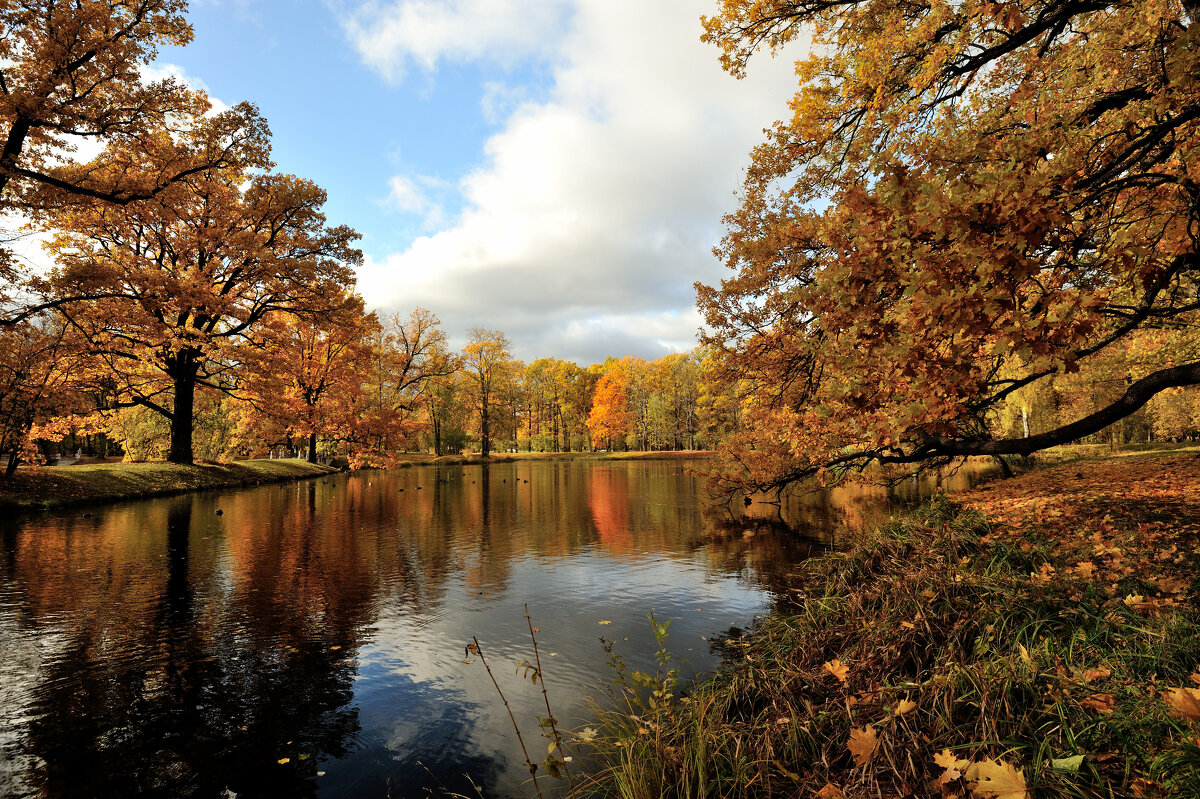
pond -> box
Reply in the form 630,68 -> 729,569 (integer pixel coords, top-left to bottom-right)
0,459 -> 987,799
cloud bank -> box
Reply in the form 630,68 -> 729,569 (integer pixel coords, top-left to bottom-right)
344,0 -> 803,365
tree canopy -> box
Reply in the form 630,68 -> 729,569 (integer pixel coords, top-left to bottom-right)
698,0 -> 1200,494
40,107 -> 360,464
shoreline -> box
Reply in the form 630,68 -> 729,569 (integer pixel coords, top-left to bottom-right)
0,459 -> 340,512
575,451 -> 1200,797
0,450 -> 712,512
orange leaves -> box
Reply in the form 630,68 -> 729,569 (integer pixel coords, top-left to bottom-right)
1078,693 -> 1117,715
824,659 -> 850,683
846,725 -> 877,767
699,0 -> 1200,496
1164,685 -> 1200,721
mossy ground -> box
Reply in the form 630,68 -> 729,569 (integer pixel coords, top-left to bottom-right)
573,453 -> 1200,798
0,458 -> 337,511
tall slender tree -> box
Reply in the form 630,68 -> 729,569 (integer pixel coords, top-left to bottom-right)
462,328 -> 512,458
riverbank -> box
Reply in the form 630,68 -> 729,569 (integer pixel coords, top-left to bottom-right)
577,452 -> 1200,798
0,459 -> 338,511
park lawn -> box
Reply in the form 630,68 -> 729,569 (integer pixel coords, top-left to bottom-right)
0,458 -> 337,511
575,452 -> 1200,798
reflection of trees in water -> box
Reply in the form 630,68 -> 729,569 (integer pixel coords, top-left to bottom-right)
7,496 -> 365,799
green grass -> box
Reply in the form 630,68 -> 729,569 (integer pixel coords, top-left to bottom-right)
572,497 -> 1200,798
0,458 -> 337,511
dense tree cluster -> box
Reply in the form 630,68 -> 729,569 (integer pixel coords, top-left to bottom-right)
699,0 -> 1200,494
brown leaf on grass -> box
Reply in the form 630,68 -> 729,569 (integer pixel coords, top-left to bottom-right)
847,725 -> 877,767
934,749 -> 968,781
1130,777 -> 1163,797
895,698 -> 918,715
824,659 -> 849,683
1078,693 -> 1117,715
1190,672 -> 1200,686
1074,561 -> 1097,579
815,783 -> 846,798
1165,687 -> 1200,720
1081,666 -> 1111,682
965,758 -> 1028,799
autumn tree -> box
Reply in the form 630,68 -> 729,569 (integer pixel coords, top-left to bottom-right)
242,292 -> 378,463
699,0 -> 1200,494
0,1 -> 237,322
587,359 -> 633,451
40,107 -> 360,464
349,307 -> 454,465
0,315 -> 88,475
418,338 -> 463,456
462,328 -> 512,458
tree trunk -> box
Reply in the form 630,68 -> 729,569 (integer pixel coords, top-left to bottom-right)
168,370 -> 196,465
307,431 -> 318,464
5,448 -> 19,478
481,405 -> 491,458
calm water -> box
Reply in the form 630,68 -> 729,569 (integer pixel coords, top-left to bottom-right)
0,460 -> 982,799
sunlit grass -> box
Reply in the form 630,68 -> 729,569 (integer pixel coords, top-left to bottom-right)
0,458 -> 336,510
572,495 -> 1200,798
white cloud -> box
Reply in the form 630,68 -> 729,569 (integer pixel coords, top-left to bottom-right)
343,0 -> 572,82
346,0 -> 805,365
384,174 -> 447,229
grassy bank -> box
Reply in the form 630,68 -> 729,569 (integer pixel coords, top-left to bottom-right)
0,458 -> 338,511
576,453 -> 1200,798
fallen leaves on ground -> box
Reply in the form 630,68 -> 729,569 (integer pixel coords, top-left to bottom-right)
962,455 -> 1200,611
824,658 -> 850,682
847,725 -> 878,767
965,757 -> 1028,799
1165,686 -> 1200,720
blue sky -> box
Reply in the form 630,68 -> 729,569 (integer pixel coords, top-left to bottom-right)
148,0 -> 801,364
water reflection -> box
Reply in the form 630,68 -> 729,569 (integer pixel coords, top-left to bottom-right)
0,460 -> 987,798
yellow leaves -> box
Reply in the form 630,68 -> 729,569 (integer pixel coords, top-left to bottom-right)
934,752 -> 1027,799
965,758 -> 1028,799
894,698 -> 917,716
1164,686 -> 1200,720
935,752 -> 1027,799
846,725 -> 877,767
824,659 -> 850,683
935,749 -> 968,783
598,620 -> 612,625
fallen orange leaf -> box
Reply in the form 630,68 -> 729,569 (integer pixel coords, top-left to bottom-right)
1165,687 -> 1200,720
824,659 -> 849,683
847,725 -> 877,767
1079,693 -> 1117,715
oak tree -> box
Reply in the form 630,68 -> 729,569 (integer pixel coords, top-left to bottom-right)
0,1 -> 238,322
700,0 -> 1200,493
41,108 -> 360,464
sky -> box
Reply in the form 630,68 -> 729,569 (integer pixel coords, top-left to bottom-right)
142,0 -> 802,365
